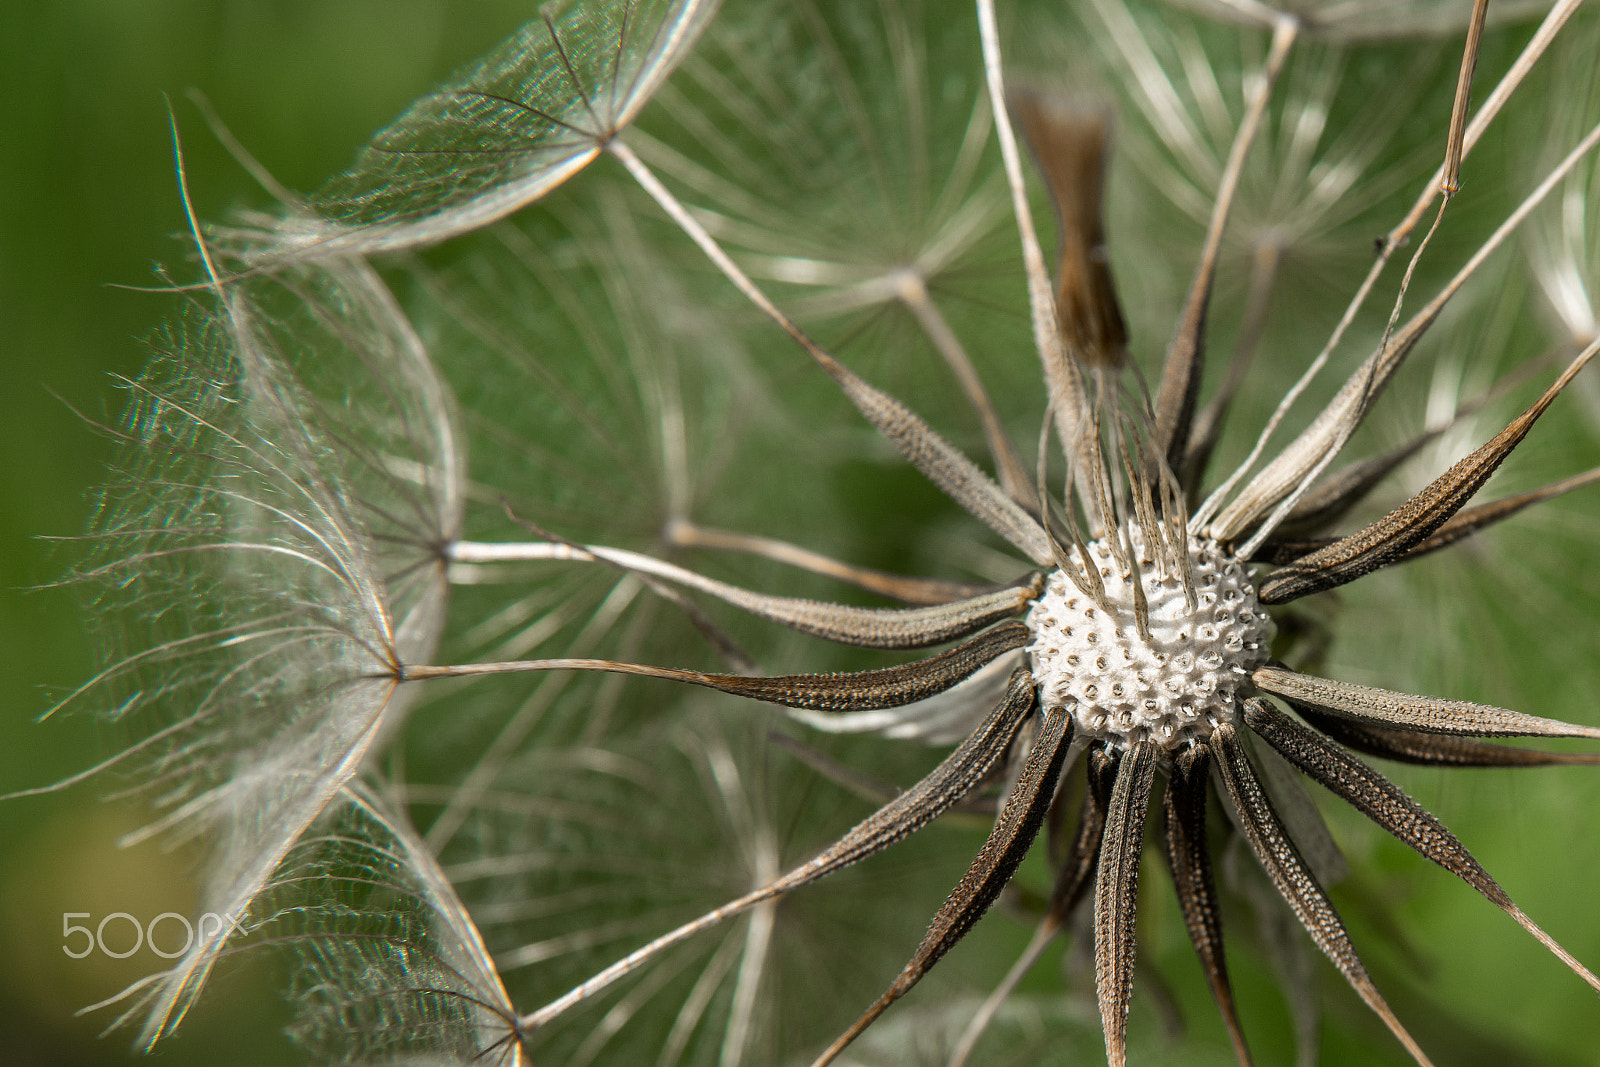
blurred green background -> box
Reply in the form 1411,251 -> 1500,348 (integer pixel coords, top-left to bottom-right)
0,4 -> 535,1063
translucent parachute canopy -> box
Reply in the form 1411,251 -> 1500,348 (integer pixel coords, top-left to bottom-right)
267,0 -> 718,260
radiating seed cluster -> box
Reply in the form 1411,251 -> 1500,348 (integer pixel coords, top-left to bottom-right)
1026,530 -> 1274,747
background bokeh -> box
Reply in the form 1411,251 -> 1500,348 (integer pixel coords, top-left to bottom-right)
0,4 -> 532,1063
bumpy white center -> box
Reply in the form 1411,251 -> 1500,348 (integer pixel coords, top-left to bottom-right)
1025,528 -> 1273,747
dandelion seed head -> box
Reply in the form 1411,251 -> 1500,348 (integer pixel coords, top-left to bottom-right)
43,0 -> 1600,1062
1027,526 -> 1272,747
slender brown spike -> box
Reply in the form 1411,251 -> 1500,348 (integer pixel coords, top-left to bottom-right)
1253,666 -> 1600,741
663,519 -> 1005,606
1290,703 -> 1600,768
1244,698 -> 1600,993
1090,741 -> 1158,1067
519,671 -> 1038,1032
949,742 -> 1113,1067
1275,432 -> 1442,538
1151,445 -> 1199,610
1163,742 -> 1252,1067
1086,738 -> 1120,791
404,622 -> 1029,711
1084,396 -> 1126,555
1099,395 -> 1137,579
1259,339 -> 1600,604
823,359 -> 1058,566
1154,18 -> 1298,471
1036,395 -> 1111,612
1068,383 -> 1116,540
453,537 -> 1039,650
977,0 -> 1107,542
1114,414 -> 1159,641
1211,722 -> 1436,1067
809,705 -> 1075,1067
1399,466 -> 1600,562
1441,0 -> 1492,196
1008,92 -> 1127,370
607,140 -> 1056,567
1276,354 -> 1554,539
1117,414 -> 1159,550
